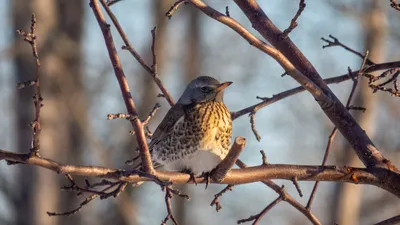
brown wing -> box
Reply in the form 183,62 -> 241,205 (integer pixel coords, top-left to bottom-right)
133,103 -> 185,170
149,103 -> 185,149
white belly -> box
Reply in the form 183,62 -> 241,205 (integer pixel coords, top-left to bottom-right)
163,149 -> 223,176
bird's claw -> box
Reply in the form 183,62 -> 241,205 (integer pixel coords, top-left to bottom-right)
183,169 -> 197,185
200,172 -> 211,189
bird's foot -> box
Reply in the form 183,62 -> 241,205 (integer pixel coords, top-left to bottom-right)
182,169 -> 197,185
200,172 -> 211,189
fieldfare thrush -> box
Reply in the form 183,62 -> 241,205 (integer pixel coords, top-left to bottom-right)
137,76 -> 232,176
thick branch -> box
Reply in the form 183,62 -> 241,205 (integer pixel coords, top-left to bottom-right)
1,149 -> 399,197
188,0 -> 389,169
211,136 -> 246,182
89,0 -> 154,174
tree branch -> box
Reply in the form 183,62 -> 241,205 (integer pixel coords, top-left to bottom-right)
1,149 -> 399,197
16,13 -> 43,156
211,137 -> 246,182
89,0 -> 154,174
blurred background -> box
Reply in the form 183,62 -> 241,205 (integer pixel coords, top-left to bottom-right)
0,0 -> 399,224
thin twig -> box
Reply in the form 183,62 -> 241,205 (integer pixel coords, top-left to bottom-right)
166,0 -> 187,19
306,127 -> 337,210
368,69 -> 400,97
390,0 -> 400,11
238,195 -> 283,225
17,80 -> 37,89
128,103 -> 161,136
16,14 -> 43,156
249,112 -> 261,141
260,150 -> 268,165
210,185 -> 234,212
281,0 -> 306,39
321,35 -> 374,65
292,176 -> 303,197
107,113 -> 136,120
48,175 -> 122,216
225,6 -> 230,17
161,185 -> 189,225
151,26 -> 158,75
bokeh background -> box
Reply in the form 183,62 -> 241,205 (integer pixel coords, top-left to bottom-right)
1,1 -> 399,225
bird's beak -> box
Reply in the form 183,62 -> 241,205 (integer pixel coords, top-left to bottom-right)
216,81 -> 232,92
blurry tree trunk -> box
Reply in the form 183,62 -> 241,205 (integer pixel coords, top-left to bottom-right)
332,1 -> 387,225
12,1 -> 85,225
175,6 -> 201,225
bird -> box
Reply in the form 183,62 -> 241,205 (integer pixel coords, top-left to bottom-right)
137,76 -> 232,177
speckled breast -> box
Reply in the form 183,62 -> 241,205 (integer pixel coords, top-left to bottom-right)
155,101 -> 232,163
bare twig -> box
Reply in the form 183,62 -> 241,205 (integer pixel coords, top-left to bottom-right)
106,0 -> 123,7
225,6 -> 230,17
151,27 -> 158,75
306,127 -> 338,210
128,103 -> 161,136
16,14 -> 43,156
161,185 -> 189,225
90,0 -> 154,174
321,35 -> 374,65
260,150 -> 268,165
238,195 -> 283,225
166,0 -> 187,19
107,113 -> 136,120
281,0 -> 306,39
210,185 -> 234,212
47,175 -> 122,216
47,192 -> 99,216
390,0 -> 400,11
249,112 -> 261,141
17,80 -> 37,89
292,176 -> 303,197
368,68 -> 400,97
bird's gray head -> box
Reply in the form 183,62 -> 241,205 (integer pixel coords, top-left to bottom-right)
177,76 -> 232,105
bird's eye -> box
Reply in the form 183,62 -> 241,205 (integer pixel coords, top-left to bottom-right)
200,86 -> 212,93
